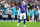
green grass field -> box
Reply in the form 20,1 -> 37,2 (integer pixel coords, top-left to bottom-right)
0,22 -> 40,27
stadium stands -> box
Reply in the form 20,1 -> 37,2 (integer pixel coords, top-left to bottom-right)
0,0 -> 40,22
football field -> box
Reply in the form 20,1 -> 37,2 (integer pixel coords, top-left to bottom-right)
0,22 -> 40,27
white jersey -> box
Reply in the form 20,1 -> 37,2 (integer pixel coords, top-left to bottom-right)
6,8 -> 12,14
38,10 -> 40,14
0,10 -> 2,15
4,3 -> 8,8
38,10 -> 40,19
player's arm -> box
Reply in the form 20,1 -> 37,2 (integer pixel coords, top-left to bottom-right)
26,5 -> 30,9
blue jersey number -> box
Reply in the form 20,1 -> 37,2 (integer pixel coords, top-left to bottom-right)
22,7 -> 25,11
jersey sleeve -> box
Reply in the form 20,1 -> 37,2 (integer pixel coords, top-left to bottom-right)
25,5 -> 27,8
26,5 -> 27,8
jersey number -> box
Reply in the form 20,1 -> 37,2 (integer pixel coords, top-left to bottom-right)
22,8 -> 25,11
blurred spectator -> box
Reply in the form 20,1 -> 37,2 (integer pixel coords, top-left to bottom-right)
29,9 -> 33,22
6,7 -> 12,20
3,10 -> 7,15
1,0 -> 5,4
6,7 -> 12,15
0,0 -> 40,21
38,9 -> 40,19
28,3 -> 31,11
0,8 -> 2,20
4,2 -> 9,8
34,8 -> 39,22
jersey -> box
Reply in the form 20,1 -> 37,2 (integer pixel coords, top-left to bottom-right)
13,9 -> 18,15
19,4 -> 27,13
29,10 -> 33,16
34,10 -> 38,16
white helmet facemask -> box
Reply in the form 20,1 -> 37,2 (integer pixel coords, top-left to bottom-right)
23,1 -> 26,5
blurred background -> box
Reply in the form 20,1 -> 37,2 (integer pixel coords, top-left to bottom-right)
0,0 -> 40,22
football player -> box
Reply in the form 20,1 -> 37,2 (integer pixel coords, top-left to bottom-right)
17,1 -> 27,27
